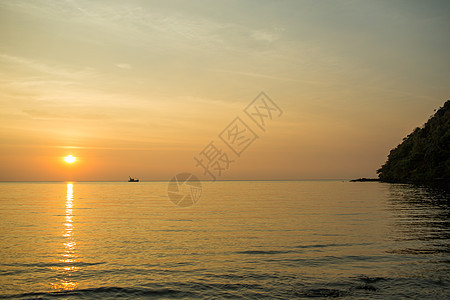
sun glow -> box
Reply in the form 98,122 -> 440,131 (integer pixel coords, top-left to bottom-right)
64,155 -> 76,164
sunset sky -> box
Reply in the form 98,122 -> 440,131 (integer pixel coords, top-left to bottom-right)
1,0 -> 449,181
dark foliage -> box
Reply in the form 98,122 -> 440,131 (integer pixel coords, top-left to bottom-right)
377,100 -> 450,183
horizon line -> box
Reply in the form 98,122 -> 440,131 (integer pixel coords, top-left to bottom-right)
0,178 -> 362,183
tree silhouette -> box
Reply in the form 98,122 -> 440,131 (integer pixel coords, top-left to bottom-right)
377,100 -> 450,183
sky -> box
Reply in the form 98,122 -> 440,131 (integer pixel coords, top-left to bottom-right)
0,0 -> 449,181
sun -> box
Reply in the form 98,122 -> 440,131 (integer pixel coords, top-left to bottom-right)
64,155 -> 77,164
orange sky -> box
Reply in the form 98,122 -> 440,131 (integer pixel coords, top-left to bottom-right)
1,1 -> 449,181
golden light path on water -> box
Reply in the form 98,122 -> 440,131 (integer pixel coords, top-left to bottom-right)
51,183 -> 78,291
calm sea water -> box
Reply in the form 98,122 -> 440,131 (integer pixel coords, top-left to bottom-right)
0,181 -> 449,299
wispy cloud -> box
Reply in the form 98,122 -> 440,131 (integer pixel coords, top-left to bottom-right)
0,53 -> 94,79
0,0 -> 286,53
212,69 -> 325,85
115,63 -> 131,70
251,30 -> 280,43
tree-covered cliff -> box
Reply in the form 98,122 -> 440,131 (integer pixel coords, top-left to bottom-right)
377,100 -> 450,183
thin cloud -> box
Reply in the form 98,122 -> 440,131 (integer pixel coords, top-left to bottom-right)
0,53 -> 94,79
212,69 -> 325,85
116,63 -> 131,70
251,30 -> 279,42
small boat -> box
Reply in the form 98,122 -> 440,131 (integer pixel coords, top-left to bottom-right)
128,176 -> 139,182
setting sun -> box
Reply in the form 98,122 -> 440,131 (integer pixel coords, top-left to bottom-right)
64,155 -> 76,164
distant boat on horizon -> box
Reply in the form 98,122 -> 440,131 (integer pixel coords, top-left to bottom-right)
128,176 -> 139,182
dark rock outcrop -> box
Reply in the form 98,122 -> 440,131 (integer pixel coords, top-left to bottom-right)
377,100 -> 450,183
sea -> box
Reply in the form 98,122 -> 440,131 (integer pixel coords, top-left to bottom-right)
0,181 -> 449,299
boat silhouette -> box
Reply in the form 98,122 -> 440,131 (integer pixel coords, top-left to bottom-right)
128,176 -> 139,182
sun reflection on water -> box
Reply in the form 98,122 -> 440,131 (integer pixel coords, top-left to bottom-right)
51,183 -> 79,291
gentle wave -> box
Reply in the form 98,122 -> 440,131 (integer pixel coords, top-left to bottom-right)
0,287 -> 198,299
0,262 -> 105,268
294,242 -> 372,249
236,250 -> 293,255
0,276 -> 390,299
235,243 -> 372,255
